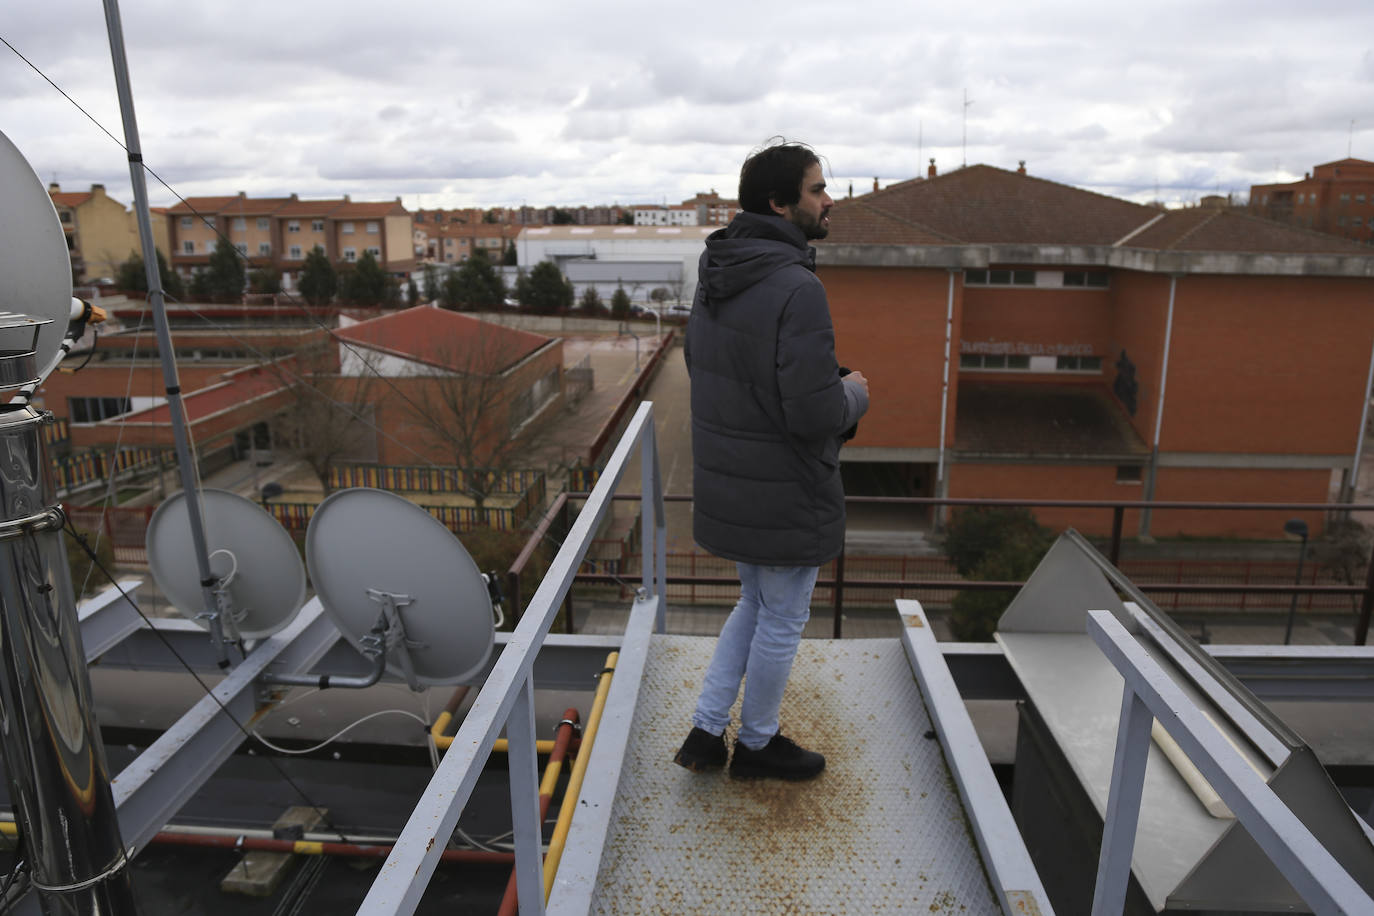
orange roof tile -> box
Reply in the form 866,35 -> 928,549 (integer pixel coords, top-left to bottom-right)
49,191 -> 92,208
167,195 -> 242,215
1127,208 -> 1371,254
334,306 -> 552,375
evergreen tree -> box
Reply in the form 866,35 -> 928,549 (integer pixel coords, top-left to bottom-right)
298,245 -> 336,305
943,507 -> 1054,641
610,284 -> 631,320
446,250 -> 505,310
116,249 -> 184,299
189,268 -> 213,301
341,250 -> 396,306
502,239 -> 517,266
206,239 -> 245,302
525,260 -> 572,314
249,267 -> 281,294
579,285 -> 604,314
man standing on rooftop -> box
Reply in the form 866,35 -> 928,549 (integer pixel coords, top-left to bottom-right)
674,140 -> 870,781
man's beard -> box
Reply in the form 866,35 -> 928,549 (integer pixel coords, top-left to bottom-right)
791,209 -> 830,240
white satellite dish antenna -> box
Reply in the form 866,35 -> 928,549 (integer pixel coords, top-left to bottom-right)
0,129 -> 75,376
305,488 -> 496,689
147,489 -> 306,641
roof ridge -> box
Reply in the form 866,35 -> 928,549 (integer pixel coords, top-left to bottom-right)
1163,208 -> 1223,250
850,199 -> 964,243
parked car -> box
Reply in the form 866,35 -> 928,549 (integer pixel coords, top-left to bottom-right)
665,303 -> 692,318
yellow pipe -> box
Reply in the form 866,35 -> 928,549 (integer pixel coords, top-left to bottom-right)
430,710 -> 560,755
542,652 -> 617,901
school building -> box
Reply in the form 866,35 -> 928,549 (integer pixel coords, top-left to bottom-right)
818,161 -> 1374,538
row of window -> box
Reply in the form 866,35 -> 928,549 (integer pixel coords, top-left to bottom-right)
960,354 -> 1103,372
179,241 -> 382,260
963,269 -> 1110,288
178,216 -> 380,233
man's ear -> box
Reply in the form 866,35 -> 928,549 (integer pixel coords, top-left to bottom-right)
768,197 -> 788,217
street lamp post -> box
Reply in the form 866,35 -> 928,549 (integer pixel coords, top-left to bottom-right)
1282,518 -> 1310,645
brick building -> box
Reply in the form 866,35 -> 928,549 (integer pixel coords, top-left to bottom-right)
166,193 -> 416,290
1250,158 -> 1374,246
818,162 -> 1374,538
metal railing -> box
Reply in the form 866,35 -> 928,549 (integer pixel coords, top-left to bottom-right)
1087,610 -> 1373,914
357,402 -> 665,916
509,494 -> 1374,644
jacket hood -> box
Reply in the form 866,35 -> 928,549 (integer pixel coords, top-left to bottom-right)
698,212 -> 815,308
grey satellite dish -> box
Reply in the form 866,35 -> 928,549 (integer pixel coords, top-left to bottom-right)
305,488 -> 495,689
147,488 -> 306,640
0,129 -> 74,377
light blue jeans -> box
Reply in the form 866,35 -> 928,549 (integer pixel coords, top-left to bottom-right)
691,563 -> 819,750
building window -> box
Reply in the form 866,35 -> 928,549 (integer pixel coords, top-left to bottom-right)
365,246 -> 381,258
289,245 -> 302,259
312,219 -> 325,231
287,221 -> 300,233
964,268 -> 1034,286
1359,194 -> 1368,204
233,217 -> 246,231
1341,193 -> 1351,203
182,240 -> 195,254
258,242 -> 272,255
235,243 -> 248,255
366,221 -> 379,233
1063,270 -> 1109,288
1056,355 -> 1102,372
203,217 -> 215,229
342,222 -> 355,234
1115,465 -> 1143,484
257,217 -> 270,230
68,396 -> 131,423
959,354 -> 1031,370
343,247 -> 356,262
180,216 -> 193,228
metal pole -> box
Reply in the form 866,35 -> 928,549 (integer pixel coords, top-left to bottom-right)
1140,275 -> 1178,539
1343,334 -> 1374,505
1283,533 -> 1309,646
0,410 -> 139,913
1356,540 -> 1374,646
101,0 -> 228,665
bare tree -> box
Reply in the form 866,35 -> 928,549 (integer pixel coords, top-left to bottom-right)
394,326 -> 562,509
265,335 -> 379,494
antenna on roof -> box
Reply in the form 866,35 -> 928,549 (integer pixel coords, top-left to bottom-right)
962,89 -> 974,168
918,119 -> 923,177
1351,120 -> 1356,158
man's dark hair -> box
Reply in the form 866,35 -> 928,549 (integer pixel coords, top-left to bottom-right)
738,140 -> 820,215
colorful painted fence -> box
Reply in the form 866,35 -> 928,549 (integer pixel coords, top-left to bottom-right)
52,447 -> 166,493
328,464 -> 543,497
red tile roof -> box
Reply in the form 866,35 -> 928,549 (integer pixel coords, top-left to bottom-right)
167,195 -> 242,215
334,306 -> 552,375
49,191 -> 92,208
333,200 -> 408,219
274,197 -> 349,217
822,164 -> 1372,256
825,166 -> 1152,247
221,195 -> 294,216
1127,208 -> 1371,254
955,381 -> 1148,459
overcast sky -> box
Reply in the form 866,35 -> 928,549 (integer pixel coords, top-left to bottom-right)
3,0 -> 1372,213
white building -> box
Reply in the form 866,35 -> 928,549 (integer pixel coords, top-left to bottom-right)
516,225 -> 714,303
633,205 -> 699,227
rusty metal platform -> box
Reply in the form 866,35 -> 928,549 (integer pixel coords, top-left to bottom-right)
586,635 -> 1002,914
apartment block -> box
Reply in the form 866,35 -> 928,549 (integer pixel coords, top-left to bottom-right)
48,183 -> 170,282
1250,158 -> 1374,245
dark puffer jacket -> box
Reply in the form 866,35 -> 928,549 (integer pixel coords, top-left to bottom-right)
685,211 -> 868,567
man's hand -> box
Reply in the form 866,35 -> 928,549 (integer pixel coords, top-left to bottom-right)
845,370 -> 869,398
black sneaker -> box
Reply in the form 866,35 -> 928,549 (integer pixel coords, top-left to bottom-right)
728,733 -> 825,781
673,727 -> 727,772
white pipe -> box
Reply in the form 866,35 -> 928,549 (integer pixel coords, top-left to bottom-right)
937,269 -> 955,484
1346,335 -> 1374,502
1140,275 -> 1178,538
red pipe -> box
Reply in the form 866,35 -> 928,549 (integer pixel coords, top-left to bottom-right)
496,708 -> 580,916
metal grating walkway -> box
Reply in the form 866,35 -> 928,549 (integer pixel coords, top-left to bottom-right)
588,635 -> 1001,914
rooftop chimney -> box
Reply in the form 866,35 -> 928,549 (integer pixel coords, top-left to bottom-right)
848,181 -> 853,199
928,158 -> 937,178
48,182 -> 60,193
1017,161 -> 1026,175
873,177 -> 879,192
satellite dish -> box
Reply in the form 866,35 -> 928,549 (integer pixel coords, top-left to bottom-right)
0,129 -> 75,378
305,488 -> 494,688
147,488 -> 306,640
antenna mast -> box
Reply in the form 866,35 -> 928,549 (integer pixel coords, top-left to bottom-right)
962,89 -> 974,168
